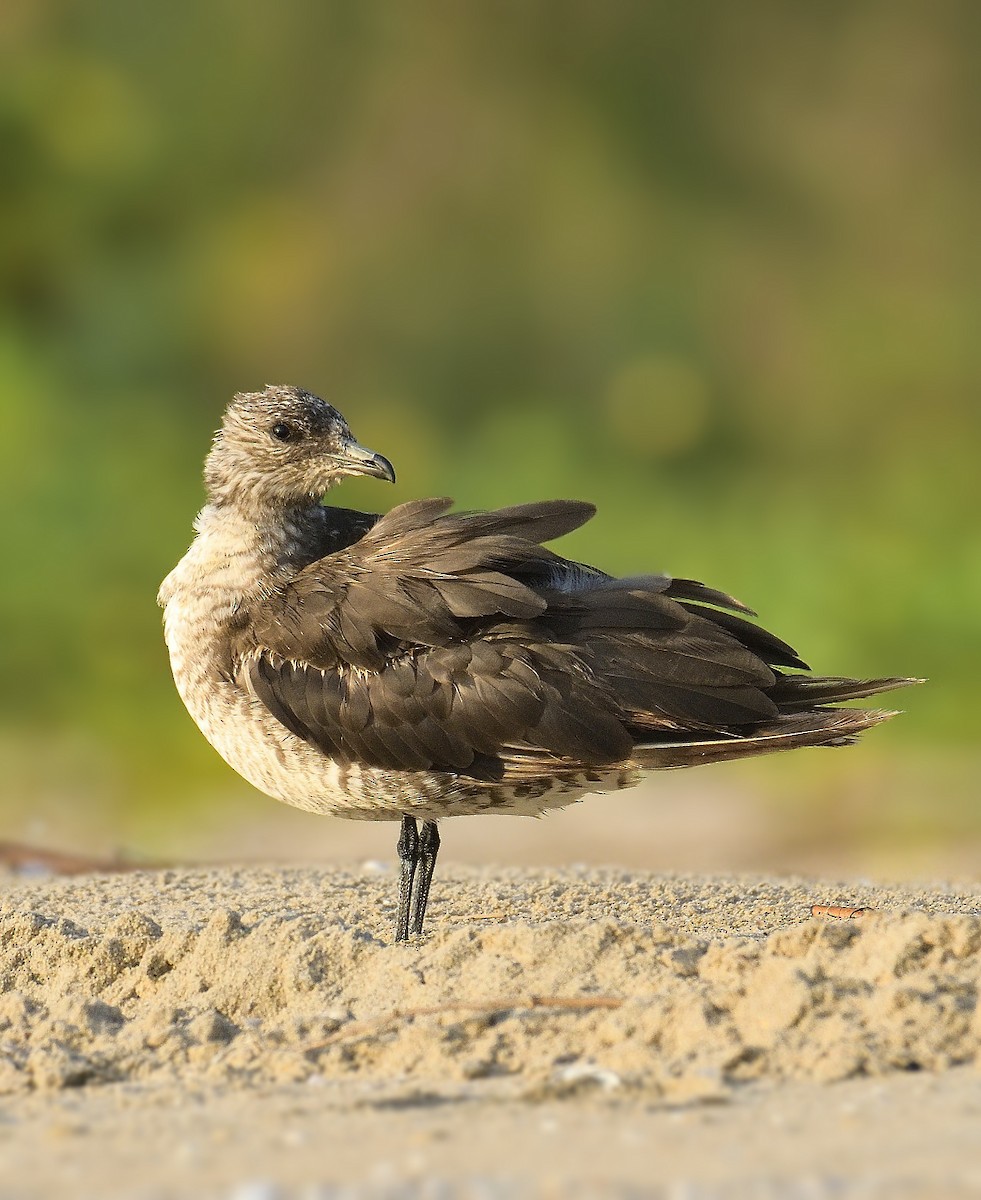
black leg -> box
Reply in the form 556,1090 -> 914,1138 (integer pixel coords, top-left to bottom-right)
394,815 -> 419,943
409,820 -> 441,937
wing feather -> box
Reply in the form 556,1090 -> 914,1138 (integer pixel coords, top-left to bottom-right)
234,495 -> 889,778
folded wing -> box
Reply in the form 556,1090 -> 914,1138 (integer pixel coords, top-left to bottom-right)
235,498 -> 908,779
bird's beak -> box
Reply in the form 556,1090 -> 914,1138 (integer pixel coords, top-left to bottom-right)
338,439 -> 396,484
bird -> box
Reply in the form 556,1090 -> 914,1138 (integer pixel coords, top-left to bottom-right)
159,385 -> 916,942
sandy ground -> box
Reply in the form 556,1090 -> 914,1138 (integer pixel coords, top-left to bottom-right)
2,861 -> 981,1199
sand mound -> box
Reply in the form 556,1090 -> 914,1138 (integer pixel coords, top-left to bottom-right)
1,866 -> 980,1103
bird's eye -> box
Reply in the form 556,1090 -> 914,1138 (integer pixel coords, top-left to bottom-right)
270,422 -> 295,442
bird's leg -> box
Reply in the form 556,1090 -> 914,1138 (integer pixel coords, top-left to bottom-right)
394,814 -> 420,943
409,820 -> 441,937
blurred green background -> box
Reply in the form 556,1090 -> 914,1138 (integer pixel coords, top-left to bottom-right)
1,1 -> 978,875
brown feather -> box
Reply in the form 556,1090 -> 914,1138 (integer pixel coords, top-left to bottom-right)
233,495 -> 913,781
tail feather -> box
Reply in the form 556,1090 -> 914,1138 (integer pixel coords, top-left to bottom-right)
768,675 -> 923,711
632,707 -> 901,770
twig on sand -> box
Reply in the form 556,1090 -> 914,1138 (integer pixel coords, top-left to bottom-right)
0,841 -> 152,876
305,994 -> 625,1055
442,911 -> 509,923
811,903 -> 872,920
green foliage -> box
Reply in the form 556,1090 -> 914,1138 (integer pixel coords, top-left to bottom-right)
0,2 -> 977,832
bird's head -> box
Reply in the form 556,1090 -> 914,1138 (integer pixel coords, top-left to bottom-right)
204,385 -> 395,510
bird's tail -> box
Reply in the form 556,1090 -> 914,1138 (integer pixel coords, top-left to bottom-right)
631,674 -> 920,770
765,674 -> 917,711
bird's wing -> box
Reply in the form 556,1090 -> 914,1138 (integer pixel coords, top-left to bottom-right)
236,498 -> 802,776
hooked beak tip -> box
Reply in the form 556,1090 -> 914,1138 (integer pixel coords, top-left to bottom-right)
370,453 -> 396,485
342,440 -> 396,484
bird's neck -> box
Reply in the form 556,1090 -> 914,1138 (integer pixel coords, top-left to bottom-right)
158,498 -> 325,611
